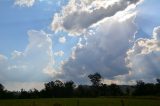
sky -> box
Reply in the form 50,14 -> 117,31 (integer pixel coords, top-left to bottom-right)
0,0 -> 160,91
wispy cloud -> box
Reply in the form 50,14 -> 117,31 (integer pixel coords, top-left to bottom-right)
54,50 -> 64,57
59,36 -> 66,44
14,0 -> 36,7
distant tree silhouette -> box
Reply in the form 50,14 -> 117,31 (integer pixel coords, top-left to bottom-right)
29,88 -> 39,98
44,80 -> 64,98
88,72 -> 102,87
0,83 -> 4,92
99,84 -> 109,96
88,73 -> 104,97
53,80 -> 64,97
1,75 -> 160,99
74,85 -> 92,97
64,81 -> 75,97
133,80 -> 145,96
133,80 -> 156,96
155,78 -> 160,96
19,89 -> 30,99
108,84 -> 123,96
156,78 -> 160,84
126,87 -> 130,96
0,83 -> 5,99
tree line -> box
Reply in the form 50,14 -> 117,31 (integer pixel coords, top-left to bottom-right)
0,72 -> 160,99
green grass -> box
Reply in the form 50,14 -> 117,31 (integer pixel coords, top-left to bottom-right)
0,97 -> 160,106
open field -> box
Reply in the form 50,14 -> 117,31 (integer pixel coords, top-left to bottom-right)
0,97 -> 160,106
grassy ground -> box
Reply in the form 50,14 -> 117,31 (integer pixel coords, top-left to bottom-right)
0,97 -> 160,106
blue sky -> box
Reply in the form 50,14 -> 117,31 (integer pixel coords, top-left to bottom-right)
0,0 -> 70,55
136,0 -> 160,37
0,0 -> 160,90
0,0 -> 78,66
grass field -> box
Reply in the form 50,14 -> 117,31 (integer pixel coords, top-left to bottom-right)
0,97 -> 160,106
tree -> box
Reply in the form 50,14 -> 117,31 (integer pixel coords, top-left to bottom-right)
75,85 -> 91,97
155,78 -> 160,95
0,83 -> 4,92
88,73 -> 103,97
156,78 -> 160,84
29,88 -> 39,98
64,81 -> 75,97
133,80 -> 146,96
108,84 -> 123,96
19,89 -> 30,99
44,80 -> 64,98
88,72 -> 102,87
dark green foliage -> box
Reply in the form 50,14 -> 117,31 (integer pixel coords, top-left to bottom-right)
133,79 -> 160,96
0,73 -> 160,99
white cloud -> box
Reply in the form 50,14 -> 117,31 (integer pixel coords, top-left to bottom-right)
0,30 -> 57,87
54,50 -> 64,57
125,26 -> 160,83
51,0 -> 142,35
14,0 -> 36,7
59,36 -> 66,44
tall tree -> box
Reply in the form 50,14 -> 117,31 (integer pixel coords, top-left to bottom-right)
88,72 -> 102,87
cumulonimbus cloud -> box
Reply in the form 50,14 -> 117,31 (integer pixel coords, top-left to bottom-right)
59,12 -> 138,84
